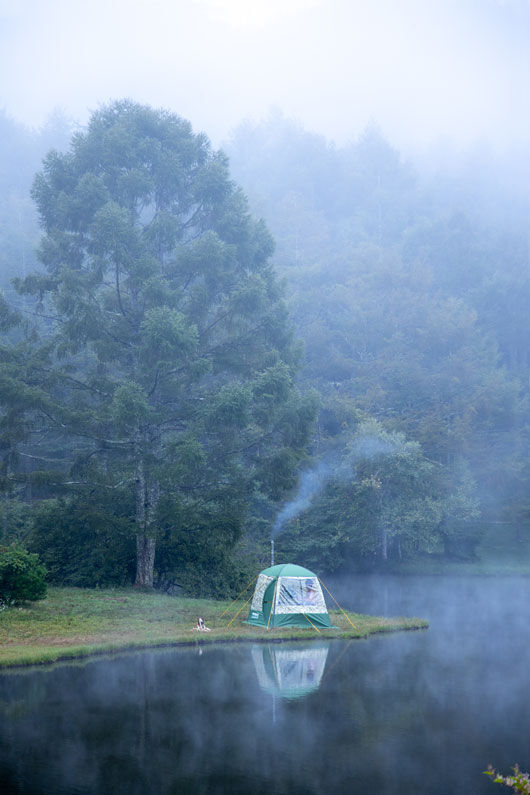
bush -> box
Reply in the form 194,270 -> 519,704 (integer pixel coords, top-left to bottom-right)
28,497 -> 136,588
0,544 -> 47,603
155,496 -> 253,598
0,500 -> 33,544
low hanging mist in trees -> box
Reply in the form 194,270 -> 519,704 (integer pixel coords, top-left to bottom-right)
227,112 -> 530,568
1,103 -> 529,589
0,101 -> 316,593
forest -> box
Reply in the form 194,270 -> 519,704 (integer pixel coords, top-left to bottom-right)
1,101 -> 529,597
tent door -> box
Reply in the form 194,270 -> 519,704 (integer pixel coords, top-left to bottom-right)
262,579 -> 277,625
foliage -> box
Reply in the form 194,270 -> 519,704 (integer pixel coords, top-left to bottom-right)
153,492 -> 255,597
28,497 -> 136,587
0,543 -> 47,603
0,109 -> 72,299
3,106 -> 530,582
227,114 -> 529,562
437,460 -> 482,558
11,100 -> 315,587
0,499 -> 33,545
277,420 -> 481,570
485,765 -> 530,793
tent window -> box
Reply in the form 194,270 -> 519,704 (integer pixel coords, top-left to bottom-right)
277,577 -> 326,611
251,574 -> 273,612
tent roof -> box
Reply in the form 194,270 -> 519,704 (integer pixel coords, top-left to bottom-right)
259,563 -> 317,578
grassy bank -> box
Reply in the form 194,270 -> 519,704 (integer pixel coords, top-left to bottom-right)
0,587 -> 428,668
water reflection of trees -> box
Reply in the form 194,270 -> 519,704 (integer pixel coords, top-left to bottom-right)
1,578 -> 530,794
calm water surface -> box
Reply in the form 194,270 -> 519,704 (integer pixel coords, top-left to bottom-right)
1,575 -> 529,794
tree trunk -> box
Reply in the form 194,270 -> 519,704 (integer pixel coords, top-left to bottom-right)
3,458 -> 11,542
381,524 -> 388,560
2,491 -> 8,543
136,533 -> 156,587
134,450 -> 160,587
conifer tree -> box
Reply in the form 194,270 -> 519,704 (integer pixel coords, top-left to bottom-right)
18,100 -> 315,586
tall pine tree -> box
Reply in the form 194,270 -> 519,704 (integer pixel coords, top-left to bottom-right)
18,100 -> 315,586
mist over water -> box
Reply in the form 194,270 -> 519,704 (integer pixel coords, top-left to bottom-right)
1,574 -> 530,794
0,2 -> 529,793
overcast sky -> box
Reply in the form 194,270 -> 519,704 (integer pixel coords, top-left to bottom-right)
1,0 -> 529,151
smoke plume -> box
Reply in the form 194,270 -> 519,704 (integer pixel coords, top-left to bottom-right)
272,460 -> 330,536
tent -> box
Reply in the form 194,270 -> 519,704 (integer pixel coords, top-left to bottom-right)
251,641 -> 330,700
247,563 -> 334,629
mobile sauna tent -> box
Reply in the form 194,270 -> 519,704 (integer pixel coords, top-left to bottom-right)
247,563 -> 334,629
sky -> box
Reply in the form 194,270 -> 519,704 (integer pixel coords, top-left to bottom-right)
1,0 -> 529,151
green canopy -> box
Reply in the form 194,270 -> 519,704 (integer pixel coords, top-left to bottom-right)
246,562 -> 334,629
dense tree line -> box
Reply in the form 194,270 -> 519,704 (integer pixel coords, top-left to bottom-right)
0,103 -> 529,590
0,109 -> 73,301
227,113 -> 530,567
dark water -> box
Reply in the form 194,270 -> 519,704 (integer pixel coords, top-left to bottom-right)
1,575 -> 529,794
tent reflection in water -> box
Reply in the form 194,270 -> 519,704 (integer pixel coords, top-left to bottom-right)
252,642 -> 330,700
247,563 -> 334,629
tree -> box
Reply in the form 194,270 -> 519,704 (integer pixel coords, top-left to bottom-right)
28,495 -> 136,587
277,419 -> 482,570
277,420 -> 442,568
18,100 -> 315,587
0,108 -> 72,298
226,117 -> 527,534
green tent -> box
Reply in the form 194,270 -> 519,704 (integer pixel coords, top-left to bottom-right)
247,563 -> 334,629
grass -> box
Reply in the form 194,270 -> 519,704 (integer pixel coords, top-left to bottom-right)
0,586 -> 428,669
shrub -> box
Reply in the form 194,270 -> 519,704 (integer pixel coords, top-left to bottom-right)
28,497 -> 136,588
155,496 -> 253,598
0,544 -> 47,603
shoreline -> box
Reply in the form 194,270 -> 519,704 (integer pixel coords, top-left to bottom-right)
0,622 -> 428,673
0,586 -> 428,670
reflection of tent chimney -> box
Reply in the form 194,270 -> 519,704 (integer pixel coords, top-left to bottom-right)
251,641 -> 330,701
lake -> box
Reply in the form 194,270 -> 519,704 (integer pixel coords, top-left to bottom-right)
1,574 -> 529,794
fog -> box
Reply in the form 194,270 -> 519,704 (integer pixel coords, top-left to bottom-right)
1,0 -> 529,151
2,575 -> 530,794
2,5 -> 530,790
2,0 -> 529,572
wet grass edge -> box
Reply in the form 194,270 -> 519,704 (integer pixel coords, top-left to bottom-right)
0,587 -> 428,671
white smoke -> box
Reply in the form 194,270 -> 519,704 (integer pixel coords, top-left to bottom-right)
272,460 -> 331,536
271,430 -> 406,537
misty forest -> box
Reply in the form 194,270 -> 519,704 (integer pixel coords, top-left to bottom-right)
1,102 -> 529,596
4,2 -> 530,793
